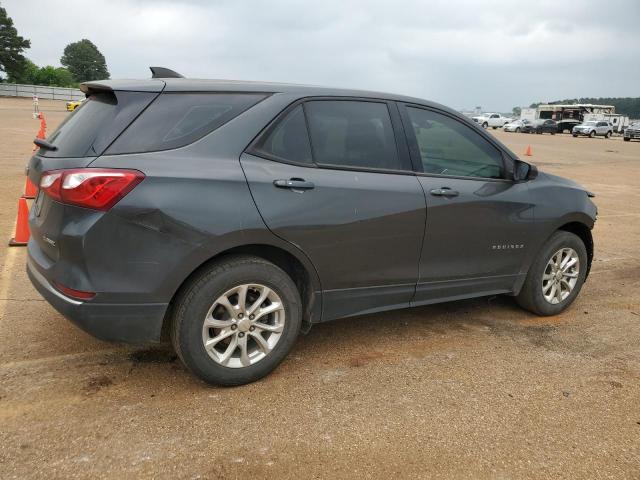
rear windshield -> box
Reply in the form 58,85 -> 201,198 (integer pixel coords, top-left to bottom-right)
40,91 -> 157,158
105,93 -> 267,154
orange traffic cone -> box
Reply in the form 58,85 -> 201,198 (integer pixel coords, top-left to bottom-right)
23,177 -> 37,199
32,113 -> 47,152
9,198 -> 30,246
525,145 -> 532,156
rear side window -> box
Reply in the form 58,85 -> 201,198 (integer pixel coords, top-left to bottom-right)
107,93 -> 267,154
304,100 -> 406,171
252,105 -> 312,163
41,91 -> 156,158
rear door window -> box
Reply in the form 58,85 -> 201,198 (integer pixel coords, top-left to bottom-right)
107,93 -> 267,154
251,105 -> 312,164
304,100 -> 408,171
40,91 -> 157,158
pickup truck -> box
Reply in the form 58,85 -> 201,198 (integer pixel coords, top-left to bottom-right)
472,113 -> 513,129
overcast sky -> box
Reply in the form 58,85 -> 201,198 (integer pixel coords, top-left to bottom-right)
4,0 -> 639,111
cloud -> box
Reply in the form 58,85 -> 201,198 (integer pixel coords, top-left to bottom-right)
4,0 -> 639,111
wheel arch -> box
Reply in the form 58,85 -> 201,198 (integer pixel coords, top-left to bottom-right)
557,221 -> 594,278
514,216 -> 594,296
161,243 -> 322,340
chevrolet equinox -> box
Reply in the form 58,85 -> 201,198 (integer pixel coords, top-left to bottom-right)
27,68 -> 597,385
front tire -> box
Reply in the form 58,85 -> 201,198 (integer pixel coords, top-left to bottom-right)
482,122 -> 488,128
516,231 -> 588,316
515,127 -> 521,133
605,131 -> 612,138
589,130 -> 596,138
171,255 -> 302,386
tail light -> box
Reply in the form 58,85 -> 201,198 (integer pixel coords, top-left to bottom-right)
53,282 -> 96,300
39,168 -> 144,211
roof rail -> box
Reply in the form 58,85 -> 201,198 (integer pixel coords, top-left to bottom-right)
149,67 -> 185,79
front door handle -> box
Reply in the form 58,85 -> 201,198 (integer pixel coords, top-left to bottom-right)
273,178 -> 315,190
429,187 -> 459,197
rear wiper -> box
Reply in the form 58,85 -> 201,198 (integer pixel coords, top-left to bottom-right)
34,138 -> 58,151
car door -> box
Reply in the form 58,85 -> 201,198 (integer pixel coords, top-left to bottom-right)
398,103 -> 536,304
241,99 -> 426,321
597,122 -> 607,135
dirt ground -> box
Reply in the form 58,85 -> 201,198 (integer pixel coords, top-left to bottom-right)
0,97 -> 639,479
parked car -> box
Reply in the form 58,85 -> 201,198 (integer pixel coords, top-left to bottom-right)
623,122 -> 640,142
472,113 -> 512,129
27,68 -> 597,386
523,119 -> 557,134
503,119 -> 532,133
572,121 -> 613,138
65,98 -> 85,111
557,119 -> 581,134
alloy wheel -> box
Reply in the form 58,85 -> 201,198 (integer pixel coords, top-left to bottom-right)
542,248 -> 580,305
201,284 -> 285,368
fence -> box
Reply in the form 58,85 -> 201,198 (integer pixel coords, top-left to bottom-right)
0,83 -> 84,101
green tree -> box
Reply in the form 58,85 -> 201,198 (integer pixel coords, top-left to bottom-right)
7,58 -> 38,83
34,66 -> 76,87
8,59 -> 76,87
0,6 -> 31,81
512,106 -> 521,117
60,39 -> 109,82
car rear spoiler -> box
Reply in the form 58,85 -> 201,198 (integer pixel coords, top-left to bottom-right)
80,79 -> 166,95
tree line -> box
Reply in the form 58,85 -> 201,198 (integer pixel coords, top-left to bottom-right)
0,5 -> 109,87
529,98 -> 640,119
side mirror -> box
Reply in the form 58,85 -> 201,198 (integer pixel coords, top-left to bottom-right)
513,160 -> 538,182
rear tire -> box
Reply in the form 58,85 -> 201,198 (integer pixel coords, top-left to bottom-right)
171,255 -> 302,386
516,231 -> 588,316
624,137 -> 630,142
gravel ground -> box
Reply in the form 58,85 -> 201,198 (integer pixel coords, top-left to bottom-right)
0,98 -> 639,479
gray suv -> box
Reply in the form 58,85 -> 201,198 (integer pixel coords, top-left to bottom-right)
27,68 -> 597,385
572,121 -> 613,138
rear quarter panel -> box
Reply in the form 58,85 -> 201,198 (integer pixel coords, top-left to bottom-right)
86,93 -> 322,304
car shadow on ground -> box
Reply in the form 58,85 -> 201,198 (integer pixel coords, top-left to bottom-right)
119,294 -> 572,389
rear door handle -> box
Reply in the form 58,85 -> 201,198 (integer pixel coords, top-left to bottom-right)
273,178 -> 315,190
429,187 -> 459,197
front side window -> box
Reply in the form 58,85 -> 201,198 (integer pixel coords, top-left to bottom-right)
107,93 -> 267,154
406,106 -> 504,179
252,105 -> 312,163
304,100 -> 406,171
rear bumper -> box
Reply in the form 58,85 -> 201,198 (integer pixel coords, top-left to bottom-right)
27,258 -> 168,343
